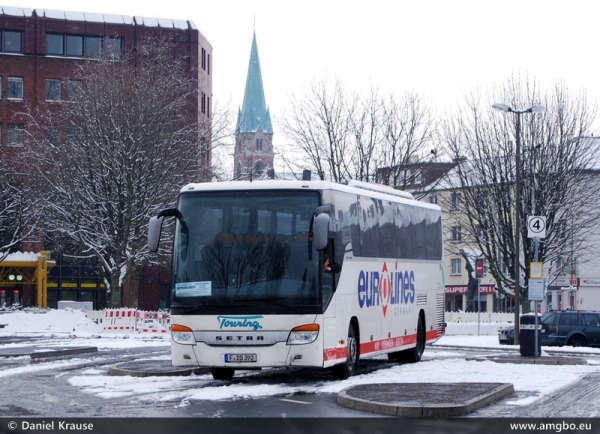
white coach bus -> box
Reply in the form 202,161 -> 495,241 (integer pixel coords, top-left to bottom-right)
148,179 -> 445,380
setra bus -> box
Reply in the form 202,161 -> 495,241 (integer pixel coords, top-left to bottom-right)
148,179 -> 445,380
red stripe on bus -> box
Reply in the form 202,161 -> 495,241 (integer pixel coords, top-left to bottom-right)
323,328 -> 444,361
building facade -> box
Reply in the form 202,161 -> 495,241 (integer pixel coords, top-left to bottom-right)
0,6 -> 213,309
233,31 -> 274,180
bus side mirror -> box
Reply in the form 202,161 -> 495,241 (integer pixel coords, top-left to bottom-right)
148,215 -> 165,252
314,213 -> 330,251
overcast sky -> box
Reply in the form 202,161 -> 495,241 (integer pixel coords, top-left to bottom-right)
6,0 -> 600,137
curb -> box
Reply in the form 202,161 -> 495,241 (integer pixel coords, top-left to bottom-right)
466,354 -> 588,365
337,382 -> 515,417
109,359 -> 210,377
0,346 -> 98,359
30,346 -> 98,359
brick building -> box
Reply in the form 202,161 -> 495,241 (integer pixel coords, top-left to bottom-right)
0,6 -> 213,309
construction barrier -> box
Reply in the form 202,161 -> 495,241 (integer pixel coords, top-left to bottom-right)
88,309 -> 170,334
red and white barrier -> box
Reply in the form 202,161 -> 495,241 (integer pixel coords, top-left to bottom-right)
102,308 -> 137,331
97,308 -> 170,334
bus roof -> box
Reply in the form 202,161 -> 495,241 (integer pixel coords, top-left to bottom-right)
180,180 -> 440,210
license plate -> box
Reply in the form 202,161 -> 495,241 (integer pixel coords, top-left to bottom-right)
225,353 -> 257,363
499,336 -> 506,341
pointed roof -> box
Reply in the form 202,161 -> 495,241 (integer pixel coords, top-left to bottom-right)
236,31 -> 273,134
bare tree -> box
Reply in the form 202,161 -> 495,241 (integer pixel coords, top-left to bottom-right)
281,78 -> 437,185
376,91 -> 438,189
348,85 -> 383,182
280,77 -> 354,181
440,77 -> 600,316
26,37 -> 207,308
0,148 -> 44,262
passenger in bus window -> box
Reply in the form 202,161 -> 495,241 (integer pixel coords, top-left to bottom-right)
323,253 -> 341,273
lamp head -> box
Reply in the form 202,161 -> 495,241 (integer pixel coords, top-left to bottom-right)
528,105 -> 545,114
492,103 -> 511,113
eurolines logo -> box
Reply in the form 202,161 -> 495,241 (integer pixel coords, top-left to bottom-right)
217,315 -> 264,331
357,262 -> 415,316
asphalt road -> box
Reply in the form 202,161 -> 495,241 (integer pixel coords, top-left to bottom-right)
1,344 -> 600,418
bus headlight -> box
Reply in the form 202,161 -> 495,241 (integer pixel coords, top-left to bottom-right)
171,324 -> 195,345
287,324 -> 319,345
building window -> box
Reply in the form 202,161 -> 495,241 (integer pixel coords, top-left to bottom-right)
451,192 -> 461,209
7,123 -> 24,147
46,33 -> 64,55
201,91 -> 206,114
47,34 -> 119,58
256,138 -> 263,151
45,79 -> 61,101
85,36 -> 102,57
66,35 -> 84,57
207,54 -> 211,74
7,77 -> 23,100
451,226 -> 462,241
428,194 -> 438,204
414,171 -> 423,184
207,96 -> 210,117
451,258 -> 462,275
104,37 -> 122,58
201,47 -> 206,70
66,80 -> 82,101
2,30 -> 23,53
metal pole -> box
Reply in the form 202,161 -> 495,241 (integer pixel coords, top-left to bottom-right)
514,113 -> 522,344
534,236 -> 539,357
477,278 -> 481,336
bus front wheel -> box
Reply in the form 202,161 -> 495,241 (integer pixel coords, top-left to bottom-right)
211,367 -> 235,380
332,324 -> 358,379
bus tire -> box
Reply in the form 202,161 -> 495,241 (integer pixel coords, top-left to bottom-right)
405,316 -> 425,363
211,367 -> 235,380
387,317 -> 425,363
332,324 -> 358,379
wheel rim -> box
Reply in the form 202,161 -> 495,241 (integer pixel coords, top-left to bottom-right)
347,336 -> 357,368
416,322 -> 424,358
571,336 -> 584,347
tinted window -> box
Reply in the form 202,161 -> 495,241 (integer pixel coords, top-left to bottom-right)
66,35 -> 83,56
3,30 -> 22,52
582,313 -> 600,327
46,34 -> 64,55
541,311 -> 556,324
559,313 -> 578,326
85,36 -> 101,57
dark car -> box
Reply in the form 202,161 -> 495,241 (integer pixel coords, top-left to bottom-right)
497,312 -> 548,346
540,310 -> 600,347
498,324 -> 515,345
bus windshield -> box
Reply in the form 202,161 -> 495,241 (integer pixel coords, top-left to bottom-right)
171,189 -> 322,315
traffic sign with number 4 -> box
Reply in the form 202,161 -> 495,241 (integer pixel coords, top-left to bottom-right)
528,216 -> 546,238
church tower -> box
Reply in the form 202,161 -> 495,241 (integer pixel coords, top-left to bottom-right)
234,31 -> 274,179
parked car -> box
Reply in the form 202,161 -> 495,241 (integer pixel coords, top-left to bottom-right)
497,324 -> 515,345
497,313 -> 546,346
540,310 -> 600,348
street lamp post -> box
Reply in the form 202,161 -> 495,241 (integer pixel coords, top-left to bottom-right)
492,103 -> 545,344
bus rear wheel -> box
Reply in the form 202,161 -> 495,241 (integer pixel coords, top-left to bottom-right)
332,324 -> 358,379
387,317 -> 424,363
211,367 -> 235,380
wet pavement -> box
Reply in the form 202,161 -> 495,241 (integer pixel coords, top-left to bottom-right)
0,342 -> 590,417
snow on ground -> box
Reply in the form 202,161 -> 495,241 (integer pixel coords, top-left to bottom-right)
1,308 -> 600,407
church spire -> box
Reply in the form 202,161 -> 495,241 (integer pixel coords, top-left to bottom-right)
236,31 -> 273,134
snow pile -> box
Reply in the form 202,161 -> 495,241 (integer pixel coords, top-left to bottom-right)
0,308 -> 102,335
0,251 -> 41,261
